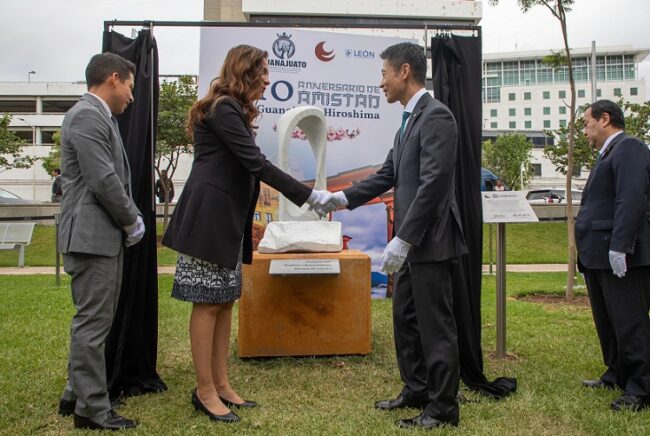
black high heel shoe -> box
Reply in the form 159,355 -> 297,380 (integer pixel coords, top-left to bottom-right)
219,396 -> 258,409
191,389 -> 240,423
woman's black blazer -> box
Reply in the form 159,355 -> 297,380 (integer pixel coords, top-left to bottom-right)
162,97 -> 311,268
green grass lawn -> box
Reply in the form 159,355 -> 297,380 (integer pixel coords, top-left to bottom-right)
2,272 -> 649,434
0,222 -> 569,267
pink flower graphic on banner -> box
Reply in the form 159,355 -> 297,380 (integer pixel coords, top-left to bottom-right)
272,124 -> 361,141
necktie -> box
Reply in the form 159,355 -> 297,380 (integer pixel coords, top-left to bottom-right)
400,111 -> 411,139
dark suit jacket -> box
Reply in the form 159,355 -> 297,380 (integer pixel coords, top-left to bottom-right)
575,133 -> 650,270
344,92 -> 467,263
58,94 -> 139,257
162,97 -> 311,269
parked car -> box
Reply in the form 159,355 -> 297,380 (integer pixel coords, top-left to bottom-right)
0,188 -> 36,204
526,188 -> 582,205
481,168 -> 508,191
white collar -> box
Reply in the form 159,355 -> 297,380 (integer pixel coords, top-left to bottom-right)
85,92 -> 113,118
599,130 -> 624,155
403,88 -> 427,114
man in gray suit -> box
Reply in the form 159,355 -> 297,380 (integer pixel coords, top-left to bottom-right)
323,42 -> 467,429
57,53 -> 144,430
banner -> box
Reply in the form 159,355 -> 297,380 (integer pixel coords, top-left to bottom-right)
199,28 -> 414,292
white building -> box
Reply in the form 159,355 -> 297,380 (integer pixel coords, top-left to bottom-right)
0,82 -> 86,201
482,45 -> 649,188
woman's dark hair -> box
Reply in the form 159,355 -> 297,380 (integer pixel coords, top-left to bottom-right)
187,45 -> 268,136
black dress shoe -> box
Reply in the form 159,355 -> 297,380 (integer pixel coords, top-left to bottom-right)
191,389 -> 240,423
611,394 -> 648,412
58,399 -> 76,416
374,395 -> 426,411
582,379 -> 616,389
396,412 -> 459,429
58,398 -> 124,416
73,410 -> 137,430
219,396 -> 258,409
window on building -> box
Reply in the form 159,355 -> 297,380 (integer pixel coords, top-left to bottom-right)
560,119 -> 567,128
559,106 -> 566,115
490,122 -> 498,128
537,62 -> 553,83
614,88 -> 622,97
555,66 -> 569,83
543,120 -> 551,129
559,90 -> 567,99
596,56 -> 606,81
543,91 -> 550,99
631,87 -> 638,96
508,92 -> 516,101
41,99 -> 77,113
265,212 -> 273,223
543,107 -> 551,115
509,108 -> 516,116
597,89 -> 602,97
524,108 -> 532,116
0,99 -> 37,113
524,92 -> 531,100
483,87 -> 500,103
520,60 -> 536,85
490,109 -> 498,117
525,120 -> 532,129
607,55 -> 624,80
254,211 -> 261,221
572,57 -> 589,82
41,129 -> 58,145
624,54 -> 636,79
10,129 -> 34,143
532,163 -> 542,177
573,166 -> 581,177
509,121 -> 516,129
503,61 -> 519,86
578,89 -> 586,98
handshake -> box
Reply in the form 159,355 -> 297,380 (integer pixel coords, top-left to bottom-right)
305,189 -> 349,219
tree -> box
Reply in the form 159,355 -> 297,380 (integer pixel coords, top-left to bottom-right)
482,133 -> 534,190
41,130 -> 61,175
156,75 -> 197,231
544,100 -> 650,176
0,114 -> 36,173
489,0 -> 578,299
543,106 -> 598,176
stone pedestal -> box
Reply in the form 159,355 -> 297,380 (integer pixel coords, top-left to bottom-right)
238,250 -> 371,357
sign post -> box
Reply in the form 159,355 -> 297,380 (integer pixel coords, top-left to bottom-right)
482,191 -> 538,359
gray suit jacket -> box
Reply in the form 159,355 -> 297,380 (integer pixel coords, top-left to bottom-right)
344,92 -> 467,263
58,94 -> 140,257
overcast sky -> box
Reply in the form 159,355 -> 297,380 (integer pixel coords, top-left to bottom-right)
1,0 -> 649,95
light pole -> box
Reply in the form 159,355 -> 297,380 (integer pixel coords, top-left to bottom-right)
27,71 -> 36,84
17,117 -> 37,200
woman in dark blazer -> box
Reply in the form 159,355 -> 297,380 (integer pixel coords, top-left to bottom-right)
162,45 -> 328,423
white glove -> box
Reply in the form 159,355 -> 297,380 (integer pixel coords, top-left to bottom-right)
608,250 -> 627,278
306,190 -> 333,219
325,191 -> 348,213
123,215 -> 145,247
380,237 -> 411,274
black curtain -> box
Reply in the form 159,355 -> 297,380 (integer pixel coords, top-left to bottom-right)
102,29 -> 167,397
430,34 -> 516,398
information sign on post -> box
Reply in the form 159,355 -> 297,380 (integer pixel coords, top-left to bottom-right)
482,191 -> 538,359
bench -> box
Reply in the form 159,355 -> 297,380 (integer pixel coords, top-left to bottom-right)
0,222 -> 35,267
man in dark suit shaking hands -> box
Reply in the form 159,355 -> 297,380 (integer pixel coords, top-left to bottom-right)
324,42 -> 467,429
576,99 -> 650,411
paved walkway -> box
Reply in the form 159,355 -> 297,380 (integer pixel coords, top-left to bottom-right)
0,264 -> 568,275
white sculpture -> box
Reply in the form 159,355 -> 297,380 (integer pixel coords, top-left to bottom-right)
258,106 -> 343,254
276,106 -> 327,222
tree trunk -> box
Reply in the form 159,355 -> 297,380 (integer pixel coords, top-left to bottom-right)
163,189 -> 170,234
559,6 -> 576,299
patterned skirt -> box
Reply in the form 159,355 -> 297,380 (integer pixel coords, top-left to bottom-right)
171,250 -> 242,304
